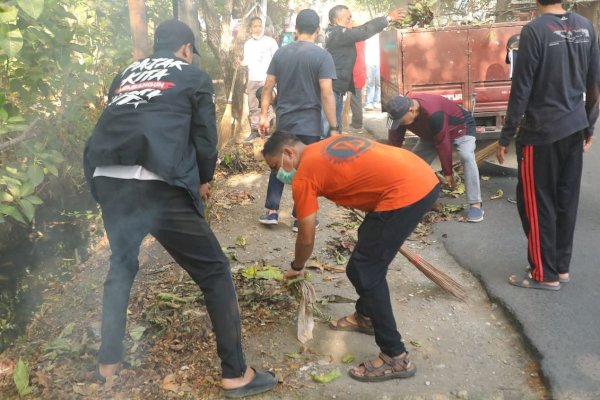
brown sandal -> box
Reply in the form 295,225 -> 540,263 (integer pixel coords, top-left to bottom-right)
329,313 -> 375,335
348,352 -> 417,382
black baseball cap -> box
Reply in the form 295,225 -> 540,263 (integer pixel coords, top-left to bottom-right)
154,20 -> 199,55
296,9 -> 320,34
386,96 -> 411,130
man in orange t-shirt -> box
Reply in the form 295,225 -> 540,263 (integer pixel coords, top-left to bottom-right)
261,132 -> 440,382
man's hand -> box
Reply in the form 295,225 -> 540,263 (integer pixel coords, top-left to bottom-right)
199,183 -> 211,201
258,115 -> 270,137
496,143 -> 508,164
445,175 -> 455,189
584,135 -> 594,152
284,267 -> 304,281
388,7 -> 406,22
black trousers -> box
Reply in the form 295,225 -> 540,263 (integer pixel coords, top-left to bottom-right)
94,177 -> 246,378
516,132 -> 584,283
347,184 -> 440,357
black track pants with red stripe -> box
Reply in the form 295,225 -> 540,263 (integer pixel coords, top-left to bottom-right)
516,131 -> 584,283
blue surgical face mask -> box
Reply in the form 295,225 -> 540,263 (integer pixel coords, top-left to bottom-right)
276,152 -> 296,185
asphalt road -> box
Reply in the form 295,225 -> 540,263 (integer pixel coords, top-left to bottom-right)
366,112 -> 600,399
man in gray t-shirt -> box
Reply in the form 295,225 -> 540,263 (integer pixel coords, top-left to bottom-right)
258,9 -> 338,230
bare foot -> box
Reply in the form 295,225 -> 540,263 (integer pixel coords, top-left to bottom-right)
98,363 -> 120,379
221,367 -> 255,390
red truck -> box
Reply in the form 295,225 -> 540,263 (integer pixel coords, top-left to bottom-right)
380,21 -> 526,139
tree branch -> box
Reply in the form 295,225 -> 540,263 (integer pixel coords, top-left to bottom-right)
0,118 -> 41,152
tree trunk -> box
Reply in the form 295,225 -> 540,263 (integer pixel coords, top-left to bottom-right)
178,0 -> 201,66
128,0 -> 151,60
199,0 -> 253,146
494,0 -> 512,22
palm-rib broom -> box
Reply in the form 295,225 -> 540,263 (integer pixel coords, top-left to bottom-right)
348,208 -> 467,301
218,67 -> 238,149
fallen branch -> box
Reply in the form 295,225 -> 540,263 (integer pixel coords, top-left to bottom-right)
0,118 -> 41,152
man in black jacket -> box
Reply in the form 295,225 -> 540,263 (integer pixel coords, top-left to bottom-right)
497,0 -> 599,291
83,20 -> 276,398
324,5 -> 404,130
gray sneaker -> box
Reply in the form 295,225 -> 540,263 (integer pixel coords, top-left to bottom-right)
466,207 -> 484,223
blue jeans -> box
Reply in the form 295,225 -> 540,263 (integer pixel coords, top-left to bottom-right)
265,134 -> 321,211
321,91 -> 345,137
366,65 -> 380,106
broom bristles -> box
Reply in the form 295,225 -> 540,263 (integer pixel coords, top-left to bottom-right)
218,103 -> 234,151
347,207 -> 467,301
475,140 -> 499,165
399,246 -> 467,301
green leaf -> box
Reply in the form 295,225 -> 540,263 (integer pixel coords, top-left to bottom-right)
47,165 -> 59,177
24,195 -> 43,205
284,352 -> 301,359
235,235 -> 246,248
341,354 -> 355,364
0,203 -> 26,223
43,338 -> 72,354
0,191 -> 14,202
129,325 -> 146,342
0,6 -> 19,24
20,181 -> 33,197
17,0 -> 45,20
7,115 -> 25,123
18,198 -> 35,221
69,43 -> 92,55
13,358 -> 33,396
334,250 -> 347,265
59,322 -> 75,338
0,26 -> 23,57
28,164 -> 44,188
311,369 -> 341,383
241,265 -> 283,281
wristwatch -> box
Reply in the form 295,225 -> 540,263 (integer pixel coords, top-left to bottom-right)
329,124 -> 340,133
290,261 -> 304,271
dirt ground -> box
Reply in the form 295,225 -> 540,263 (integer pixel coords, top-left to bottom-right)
0,143 -> 548,399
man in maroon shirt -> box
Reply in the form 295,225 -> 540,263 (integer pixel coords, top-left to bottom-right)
387,94 -> 483,222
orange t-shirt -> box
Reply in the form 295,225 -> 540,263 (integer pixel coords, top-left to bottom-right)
292,135 -> 439,219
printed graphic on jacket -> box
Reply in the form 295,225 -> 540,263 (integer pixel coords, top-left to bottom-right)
109,57 -> 187,107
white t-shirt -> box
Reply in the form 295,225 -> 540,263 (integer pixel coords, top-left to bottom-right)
93,165 -> 164,181
243,36 -> 279,82
365,34 -> 380,67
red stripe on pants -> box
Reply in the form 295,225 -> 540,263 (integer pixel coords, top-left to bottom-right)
522,146 -> 544,281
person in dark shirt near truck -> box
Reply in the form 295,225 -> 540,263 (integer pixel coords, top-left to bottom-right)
386,93 -> 484,222
497,0 -> 599,290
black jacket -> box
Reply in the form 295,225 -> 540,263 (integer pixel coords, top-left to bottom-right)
500,12 -> 599,146
83,50 -> 218,215
325,17 -> 388,94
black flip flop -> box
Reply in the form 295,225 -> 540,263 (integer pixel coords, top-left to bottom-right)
509,273 -> 561,291
222,368 -> 277,399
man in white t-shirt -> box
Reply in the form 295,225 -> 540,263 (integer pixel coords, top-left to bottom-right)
242,16 -> 278,142
365,34 -> 381,110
